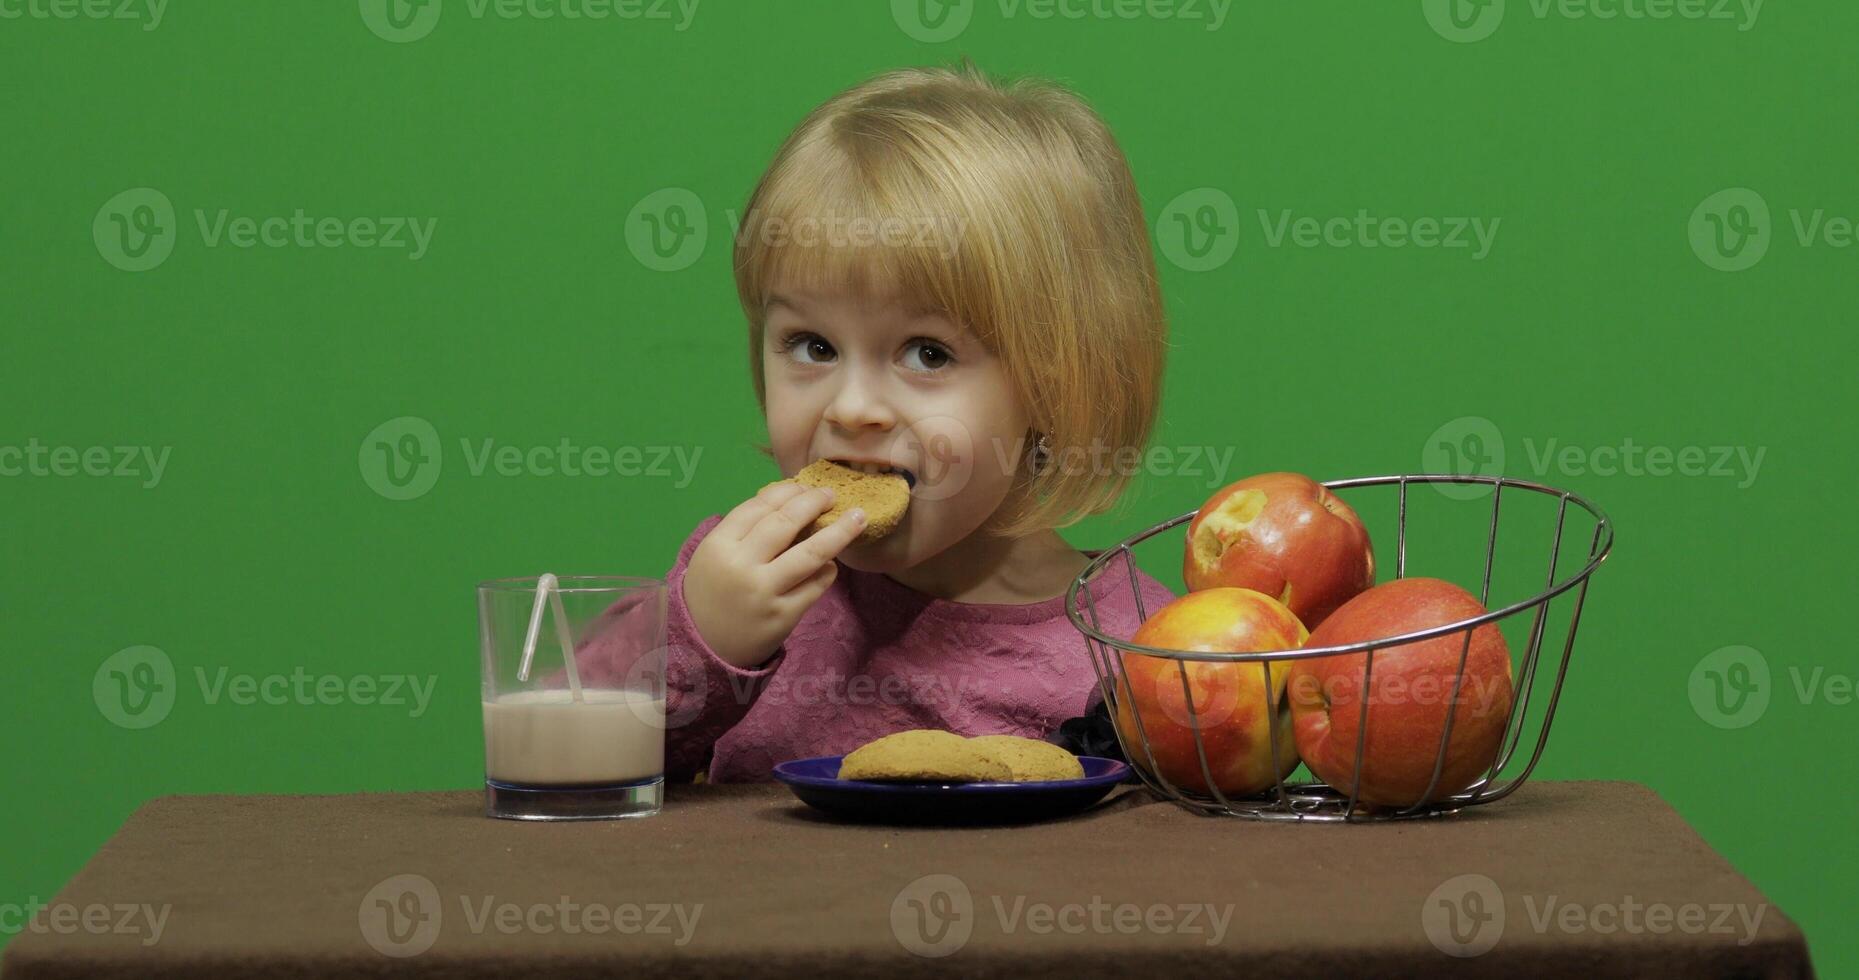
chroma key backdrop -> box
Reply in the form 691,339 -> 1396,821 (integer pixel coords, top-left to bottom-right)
2,0 -> 1854,974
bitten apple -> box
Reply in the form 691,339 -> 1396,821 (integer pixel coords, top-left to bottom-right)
1112,588 -> 1305,797
1285,577 -> 1514,807
1182,472 -> 1374,629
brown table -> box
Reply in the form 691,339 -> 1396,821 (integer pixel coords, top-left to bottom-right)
0,781 -> 1815,979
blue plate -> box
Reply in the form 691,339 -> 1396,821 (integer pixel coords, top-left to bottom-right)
772,755 -> 1130,825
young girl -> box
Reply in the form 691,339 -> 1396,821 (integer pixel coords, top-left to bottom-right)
584,62 -> 1172,782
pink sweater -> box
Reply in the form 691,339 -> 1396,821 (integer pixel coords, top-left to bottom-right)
568,515 -> 1176,783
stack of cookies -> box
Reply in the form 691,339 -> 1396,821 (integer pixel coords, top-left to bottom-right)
837,730 -> 1086,783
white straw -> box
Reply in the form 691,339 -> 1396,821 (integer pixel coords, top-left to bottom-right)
548,584 -> 585,703
514,574 -> 586,704
516,573 -> 553,683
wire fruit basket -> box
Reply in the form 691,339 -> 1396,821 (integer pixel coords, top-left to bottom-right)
1065,474 -> 1614,822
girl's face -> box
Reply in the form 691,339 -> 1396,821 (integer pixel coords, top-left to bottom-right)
761,284 -> 1032,573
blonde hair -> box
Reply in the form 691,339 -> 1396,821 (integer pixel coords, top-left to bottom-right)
732,61 -> 1167,538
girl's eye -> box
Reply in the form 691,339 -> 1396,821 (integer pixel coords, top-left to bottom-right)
780,332 -> 835,364
903,339 -> 955,372
779,332 -> 954,372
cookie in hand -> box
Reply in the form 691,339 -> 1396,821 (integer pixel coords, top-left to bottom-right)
767,459 -> 911,544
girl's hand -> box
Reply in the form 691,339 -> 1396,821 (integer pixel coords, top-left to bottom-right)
683,481 -> 868,669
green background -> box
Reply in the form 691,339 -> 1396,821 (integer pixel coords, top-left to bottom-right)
3,0 -> 1853,971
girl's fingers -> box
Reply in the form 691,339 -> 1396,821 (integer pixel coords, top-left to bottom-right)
784,558 -> 839,603
714,481 -> 808,541
768,507 -> 866,594
741,486 -> 836,561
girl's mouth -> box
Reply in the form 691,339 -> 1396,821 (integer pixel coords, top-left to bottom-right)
829,459 -> 916,489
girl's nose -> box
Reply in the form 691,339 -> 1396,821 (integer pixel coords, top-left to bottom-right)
822,370 -> 897,432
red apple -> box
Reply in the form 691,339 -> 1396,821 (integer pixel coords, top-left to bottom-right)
1285,577 -> 1514,808
1111,588 -> 1306,797
1182,472 -> 1374,629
